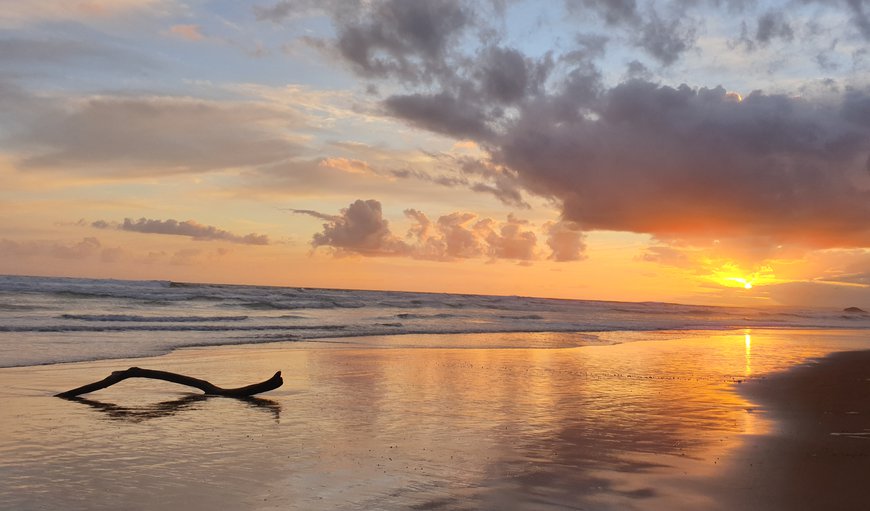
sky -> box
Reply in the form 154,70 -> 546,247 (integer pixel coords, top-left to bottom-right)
1,0 -> 869,308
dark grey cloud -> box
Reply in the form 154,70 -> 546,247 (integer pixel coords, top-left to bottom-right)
451,155 -> 529,208
253,1 -> 298,21
384,92 -> 495,140
624,59 -> 652,80
843,88 -> 870,128
289,209 -> 338,222
845,0 -> 870,40
268,0 -> 870,70
379,41 -> 554,140
478,47 -> 533,104
498,81 -> 870,247
273,0 -> 870,254
636,9 -> 697,65
94,218 -> 270,245
390,168 -> 468,188
756,10 -> 793,44
332,0 -> 472,84
564,0 -> 696,65
253,0 -> 355,22
470,182 -> 528,209
564,33 -> 609,63
754,1 -> 870,43
266,0 -> 554,136
388,162 -> 528,207
566,0 -> 640,25
728,7 -> 798,52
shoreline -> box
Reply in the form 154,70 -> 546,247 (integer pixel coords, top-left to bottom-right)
721,350 -> 870,510
4,325 -> 870,371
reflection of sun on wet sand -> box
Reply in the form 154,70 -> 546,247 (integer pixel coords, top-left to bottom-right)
1,329 -> 869,510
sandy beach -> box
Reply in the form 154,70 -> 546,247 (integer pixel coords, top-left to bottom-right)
721,350 -> 870,511
1,329 -> 869,510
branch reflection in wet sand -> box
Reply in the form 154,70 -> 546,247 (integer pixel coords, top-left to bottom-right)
61,394 -> 281,423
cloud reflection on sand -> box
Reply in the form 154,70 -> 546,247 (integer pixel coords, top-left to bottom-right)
1,329 -> 869,510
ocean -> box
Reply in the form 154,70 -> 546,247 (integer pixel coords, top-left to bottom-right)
1,274 -> 868,368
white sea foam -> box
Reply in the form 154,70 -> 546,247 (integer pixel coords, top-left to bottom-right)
0,274 -> 867,367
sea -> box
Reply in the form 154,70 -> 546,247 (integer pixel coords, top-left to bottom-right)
1,274 -> 868,368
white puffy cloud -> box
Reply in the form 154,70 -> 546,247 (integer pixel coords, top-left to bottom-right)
297,199 -> 545,262
297,199 -> 411,256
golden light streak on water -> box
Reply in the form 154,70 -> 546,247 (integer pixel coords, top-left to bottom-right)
745,331 -> 752,377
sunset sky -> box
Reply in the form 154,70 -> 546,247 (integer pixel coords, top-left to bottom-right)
1,0 -> 869,307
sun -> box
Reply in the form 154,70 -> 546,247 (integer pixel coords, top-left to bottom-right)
709,263 -> 770,290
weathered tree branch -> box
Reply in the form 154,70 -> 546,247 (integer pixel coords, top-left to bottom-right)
55,367 -> 283,398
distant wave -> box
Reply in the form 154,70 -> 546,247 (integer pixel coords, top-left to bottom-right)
0,324 -> 348,333
0,303 -> 46,311
168,281 -> 199,288
235,300 -> 365,310
59,314 -> 250,322
42,289 -> 227,303
396,313 -> 463,319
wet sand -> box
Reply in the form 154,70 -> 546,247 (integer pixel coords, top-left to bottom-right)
722,350 -> 870,511
1,329 -> 869,510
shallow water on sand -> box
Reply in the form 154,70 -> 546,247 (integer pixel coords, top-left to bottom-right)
1,329 -> 868,510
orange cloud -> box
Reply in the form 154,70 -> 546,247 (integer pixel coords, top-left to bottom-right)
168,24 -> 205,41
318,157 -> 376,175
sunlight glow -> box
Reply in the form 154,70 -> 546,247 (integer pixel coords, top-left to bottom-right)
710,262 -> 777,291
720,276 -> 753,289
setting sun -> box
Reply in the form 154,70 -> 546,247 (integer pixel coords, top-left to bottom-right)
706,262 -> 780,294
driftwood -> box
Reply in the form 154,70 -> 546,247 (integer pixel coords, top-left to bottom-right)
55,367 -> 282,398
